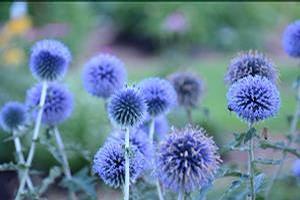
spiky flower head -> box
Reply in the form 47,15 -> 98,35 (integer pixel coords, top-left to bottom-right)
26,83 -> 73,125
82,53 -> 127,99
225,50 -> 278,85
109,128 -> 153,159
139,78 -> 177,117
168,72 -> 204,108
282,20 -> 300,58
92,140 -> 145,188
156,126 -> 221,193
29,39 -> 71,81
0,102 -> 27,132
292,159 -> 300,177
108,86 -> 146,127
141,115 -> 169,141
227,75 -> 280,124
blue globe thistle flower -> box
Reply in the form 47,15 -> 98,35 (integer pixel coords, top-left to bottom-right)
139,78 -> 177,117
26,83 -> 73,125
156,126 -> 221,193
0,102 -> 27,132
109,128 -> 153,159
92,140 -> 145,188
82,53 -> 127,99
282,20 -> 300,57
30,39 -> 71,81
292,159 -> 300,177
108,86 -> 146,127
227,76 -> 280,124
225,50 -> 278,85
168,72 -> 204,108
141,115 -> 169,141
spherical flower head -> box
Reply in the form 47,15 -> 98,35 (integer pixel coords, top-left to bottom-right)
227,75 -> 280,124
225,50 -> 278,85
139,78 -> 177,117
0,102 -> 27,132
168,72 -> 204,108
92,140 -> 145,188
29,39 -> 71,81
108,86 -> 146,127
292,159 -> 300,177
141,115 -> 169,141
156,126 -> 221,193
282,20 -> 300,57
26,83 -> 73,125
82,53 -> 127,99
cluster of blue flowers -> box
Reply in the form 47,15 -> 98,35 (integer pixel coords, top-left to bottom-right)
226,51 -> 280,124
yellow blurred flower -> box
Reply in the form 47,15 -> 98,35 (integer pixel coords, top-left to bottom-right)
2,47 -> 25,66
6,15 -> 32,36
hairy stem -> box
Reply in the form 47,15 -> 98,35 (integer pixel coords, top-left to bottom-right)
149,118 -> 155,144
178,187 -> 185,200
265,86 -> 300,198
148,117 -> 164,200
16,81 -> 48,200
124,127 -> 130,200
12,130 -> 34,192
186,107 -> 193,125
247,124 -> 255,200
53,127 -> 77,200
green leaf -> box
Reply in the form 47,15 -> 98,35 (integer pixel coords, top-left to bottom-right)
244,127 -> 257,144
38,166 -> 62,195
0,162 -> 19,171
60,167 -> 97,199
254,158 -> 281,165
65,142 -> 92,161
254,173 -> 266,193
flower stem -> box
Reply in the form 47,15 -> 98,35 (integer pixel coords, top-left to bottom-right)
124,127 -> 130,200
12,130 -> 34,192
53,127 -> 77,200
247,124 -> 255,200
149,118 -> 155,144
186,107 -> 193,125
265,86 -> 300,198
16,81 -> 48,200
178,187 -> 185,200
148,117 -> 164,200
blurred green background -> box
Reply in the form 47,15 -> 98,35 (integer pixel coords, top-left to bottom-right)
0,2 -> 299,199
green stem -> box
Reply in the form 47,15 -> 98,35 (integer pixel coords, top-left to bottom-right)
186,108 -> 193,125
178,187 -> 185,200
247,124 -> 255,200
12,130 -> 34,192
53,127 -> 77,200
265,86 -> 300,198
16,81 -> 48,200
148,117 -> 164,200
124,127 -> 130,200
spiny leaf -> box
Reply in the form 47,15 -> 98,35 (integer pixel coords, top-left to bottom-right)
259,140 -> 300,158
254,158 -> 281,165
254,173 -> 266,193
244,127 -> 257,144
65,142 -> 92,161
0,162 -> 19,171
38,166 -> 62,195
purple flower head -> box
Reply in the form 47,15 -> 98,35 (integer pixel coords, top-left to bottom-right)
225,50 -> 278,85
139,78 -> 177,117
0,102 -> 27,132
156,126 -> 221,193
92,140 -> 145,188
168,72 -> 204,108
141,115 -> 169,141
82,53 -> 127,99
292,159 -> 300,177
26,83 -> 73,125
227,76 -> 280,124
30,39 -> 71,81
282,20 -> 300,57
108,86 -> 146,128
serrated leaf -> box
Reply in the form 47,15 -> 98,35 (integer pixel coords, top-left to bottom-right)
60,167 -> 97,199
0,162 -> 19,171
244,127 -> 256,144
254,158 -> 280,165
254,173 -> 266,193
65,142 -> 92,161
38,166 -> 62,195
